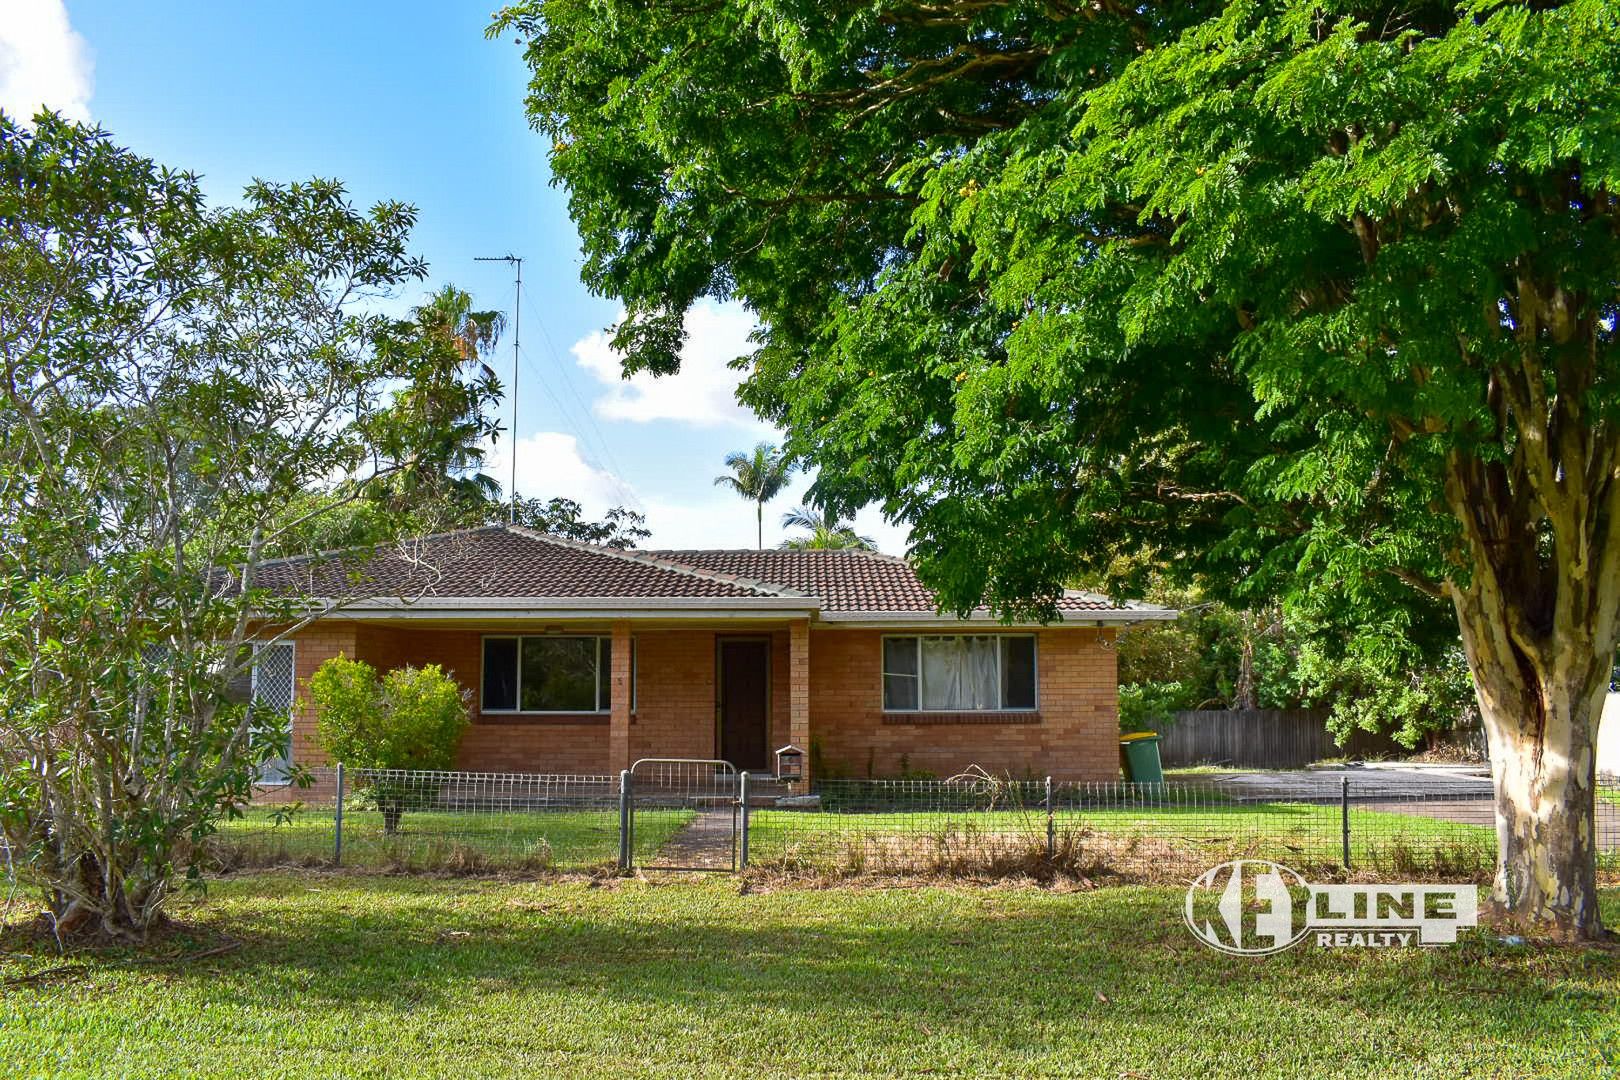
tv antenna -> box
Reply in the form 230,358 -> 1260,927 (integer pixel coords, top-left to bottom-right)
474,254 -> 523,523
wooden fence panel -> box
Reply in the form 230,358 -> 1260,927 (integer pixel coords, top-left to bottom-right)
1157,709 -> 1400,768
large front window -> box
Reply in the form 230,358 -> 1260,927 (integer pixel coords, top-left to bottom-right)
882,635 -> 1036,712
482,635 -> 617,713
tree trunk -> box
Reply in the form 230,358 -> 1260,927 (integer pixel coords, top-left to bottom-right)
756,502 -> 764,550
1232,633 -> 1257,712
1459,608 -> 1608,940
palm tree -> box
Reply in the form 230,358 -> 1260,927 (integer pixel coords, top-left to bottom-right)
778,505 -> 876,550
713,443 -> 792,548
380,285 -> 508,520
414,285 -> 507,504
418,284 -> 507,369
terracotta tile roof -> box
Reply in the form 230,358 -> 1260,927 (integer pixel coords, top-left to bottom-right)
248,526 -> 1169,620
647,548 -> 1128,614
246,526 -> 794,602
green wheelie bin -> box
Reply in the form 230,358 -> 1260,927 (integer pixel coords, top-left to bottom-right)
1118,731 -> 1165,784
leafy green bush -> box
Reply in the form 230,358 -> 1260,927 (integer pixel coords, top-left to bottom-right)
310,656 -> 469,831
1118,681 -> 1191,734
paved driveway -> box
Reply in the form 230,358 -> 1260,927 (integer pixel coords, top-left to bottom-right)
1208,764 -> 1620,849
1211,764 -> 1492,801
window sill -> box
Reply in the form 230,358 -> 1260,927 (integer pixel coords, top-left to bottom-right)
881,711 -> 1041,725
477,713 -> 611,726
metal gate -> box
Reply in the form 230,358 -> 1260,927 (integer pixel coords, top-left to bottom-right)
621,758 -> 739,872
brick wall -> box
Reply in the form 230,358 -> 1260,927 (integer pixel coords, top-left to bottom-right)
628,628 -> 719,763
285,623 -> 798,775
808,627 -> 1120,782
283,621 -> 1121,781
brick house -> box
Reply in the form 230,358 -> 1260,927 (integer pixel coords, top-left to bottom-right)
250,526 -> 1173,782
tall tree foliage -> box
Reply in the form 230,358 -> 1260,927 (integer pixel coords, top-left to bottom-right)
0,113 -> 458,938
499,0 -> 1620,936
370,284 -> 506,518
507,495 -> 652,547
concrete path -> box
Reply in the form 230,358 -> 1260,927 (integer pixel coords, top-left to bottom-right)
647,808 -> 737,870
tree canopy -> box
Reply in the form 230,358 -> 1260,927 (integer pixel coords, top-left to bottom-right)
0,112 -> 472,937
498,0 -> 1620,937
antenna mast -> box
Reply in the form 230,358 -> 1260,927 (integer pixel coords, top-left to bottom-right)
474,254 -> 523,524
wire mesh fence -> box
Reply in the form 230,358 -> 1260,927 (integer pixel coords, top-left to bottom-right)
207,766 -> 1620,883
743,774 -> 1620,882
209,767 -> 684,872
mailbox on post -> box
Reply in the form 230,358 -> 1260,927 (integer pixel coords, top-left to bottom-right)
774,744 -> 805,782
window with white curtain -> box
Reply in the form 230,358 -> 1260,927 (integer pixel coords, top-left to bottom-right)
882,635 -> 1037,711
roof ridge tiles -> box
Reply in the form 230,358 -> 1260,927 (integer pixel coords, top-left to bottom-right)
503,526 -> 819,602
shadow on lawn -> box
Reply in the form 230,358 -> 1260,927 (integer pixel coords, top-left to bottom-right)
20,874 -> 1606,1065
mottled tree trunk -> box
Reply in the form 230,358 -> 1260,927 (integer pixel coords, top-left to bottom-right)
1447,440 -> 1616,940
1465,639 -> 1605,939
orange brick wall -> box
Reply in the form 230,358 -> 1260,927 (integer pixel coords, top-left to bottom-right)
284,622 -> 1120,780
285,624 -> 800,775
628,628 -> 718,762
807,627 -> 1120,782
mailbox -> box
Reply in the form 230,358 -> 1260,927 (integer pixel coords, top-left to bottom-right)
774,744 -> 805,782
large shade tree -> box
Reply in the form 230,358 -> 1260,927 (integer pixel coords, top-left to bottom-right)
497,0 -> 1620,937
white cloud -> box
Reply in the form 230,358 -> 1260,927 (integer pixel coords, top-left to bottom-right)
481,431 -> 912,553
645,488 -> 913,555
0,1 -> 93,122
571,300 -> 772,429
483,430 -> 641,516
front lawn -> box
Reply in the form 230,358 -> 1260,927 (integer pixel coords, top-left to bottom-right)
746,803 -> 1498,878
3,874 -> 1616,1078
210,806 -> 694,871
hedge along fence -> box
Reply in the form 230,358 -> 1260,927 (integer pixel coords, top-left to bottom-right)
203,767 -> 1620,883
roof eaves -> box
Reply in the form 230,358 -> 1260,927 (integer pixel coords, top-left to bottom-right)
329,594 -> 821,611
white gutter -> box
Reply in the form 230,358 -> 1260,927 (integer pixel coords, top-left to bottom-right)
818,607 -> 1179,627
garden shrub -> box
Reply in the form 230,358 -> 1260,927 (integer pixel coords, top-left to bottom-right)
310,655 -> 469,831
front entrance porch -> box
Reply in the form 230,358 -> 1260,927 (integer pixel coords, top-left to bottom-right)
287,619 -> 811,778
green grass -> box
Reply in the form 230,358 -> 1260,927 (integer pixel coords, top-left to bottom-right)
212,806 -> 695,870
2,874 -> 1617,1078
745,803 -> 1498,877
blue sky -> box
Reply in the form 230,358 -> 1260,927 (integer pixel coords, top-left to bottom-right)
0,0 -> 908,552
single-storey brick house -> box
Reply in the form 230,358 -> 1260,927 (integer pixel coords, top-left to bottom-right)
252,526 -> 1173,782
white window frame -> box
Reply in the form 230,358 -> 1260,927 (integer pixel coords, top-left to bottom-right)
880,634 -> 1038,713
481,634 -> 633,715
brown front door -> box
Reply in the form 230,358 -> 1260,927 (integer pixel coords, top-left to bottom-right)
718,638 -> 770,770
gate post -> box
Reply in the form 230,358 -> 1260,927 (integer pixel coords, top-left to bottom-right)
333,762 -> 345,867
618,769 -> 633,871
1341,776 -> 1352,870
738,770 -> 751,869
1044,776 -> 1054,861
